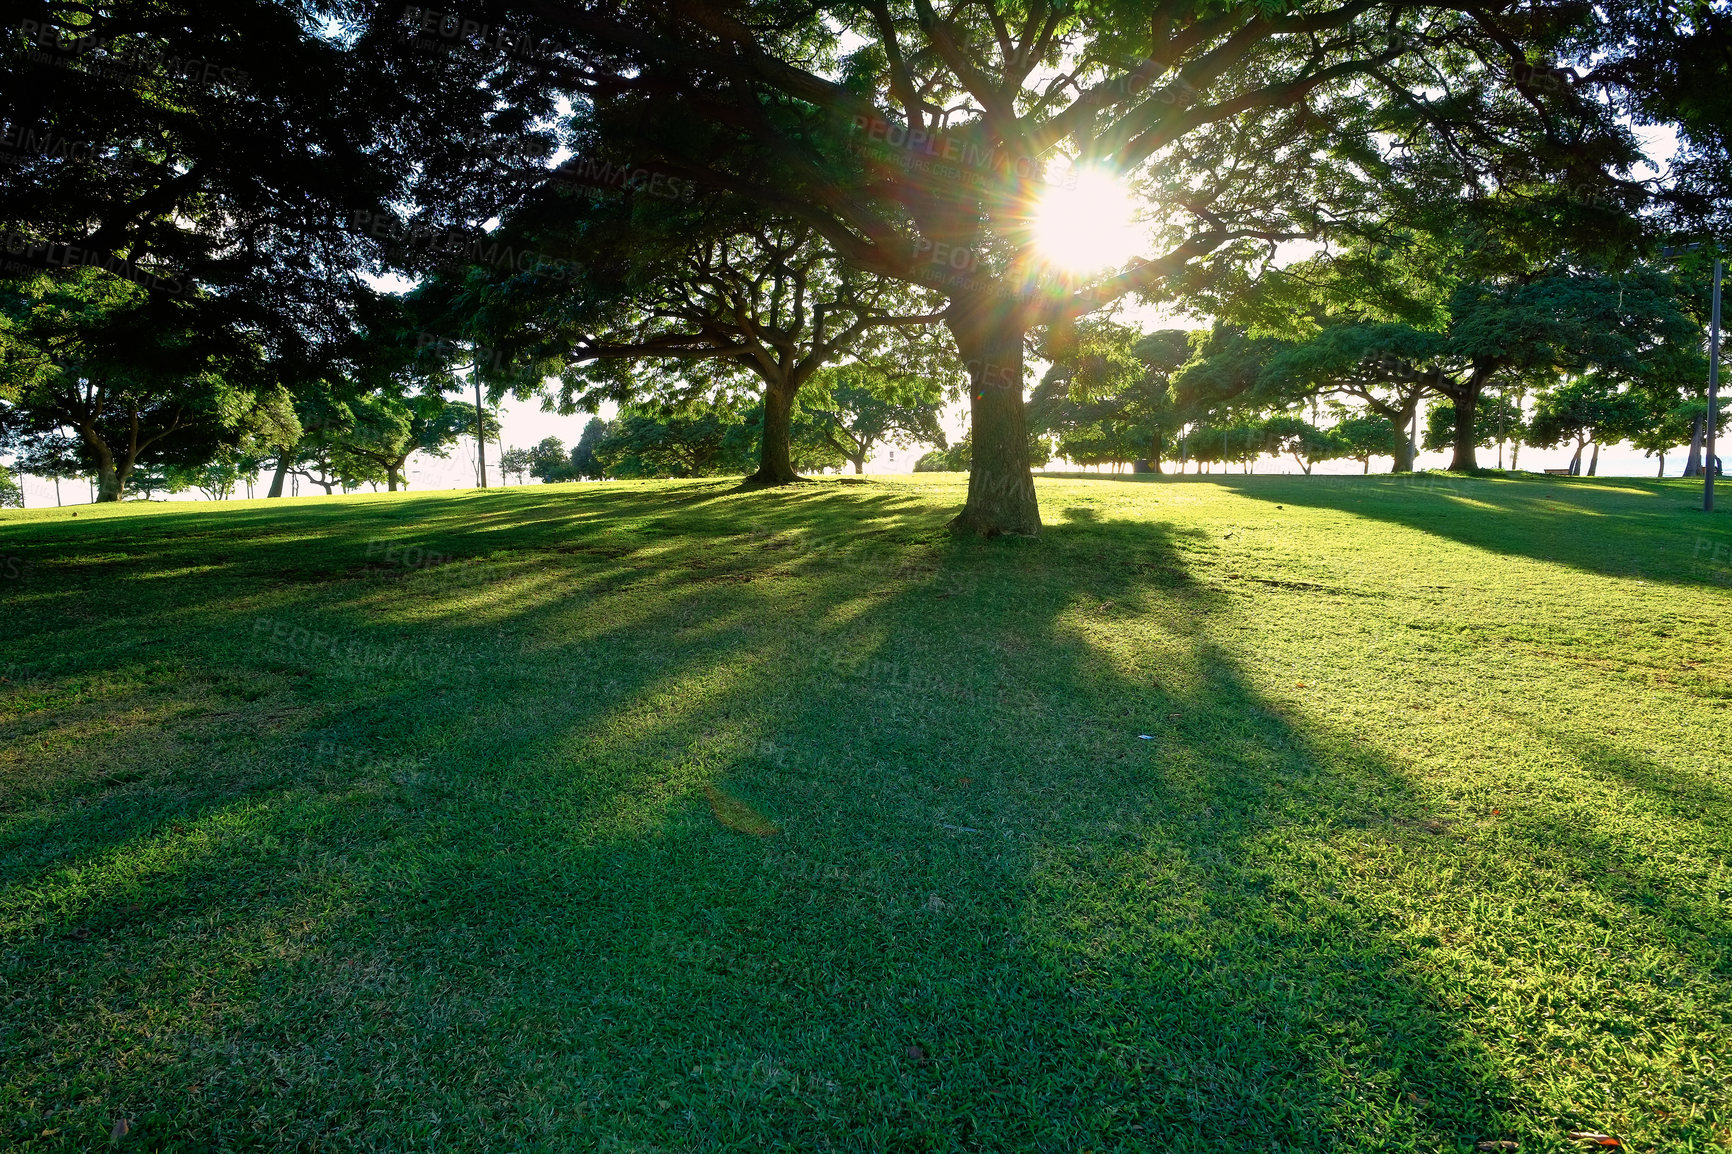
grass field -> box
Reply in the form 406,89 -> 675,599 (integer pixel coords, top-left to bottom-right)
1,471 -> 1729,1152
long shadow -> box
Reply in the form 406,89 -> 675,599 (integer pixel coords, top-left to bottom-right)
1047,470 -> 1732,589
2,493 -> 1727,1149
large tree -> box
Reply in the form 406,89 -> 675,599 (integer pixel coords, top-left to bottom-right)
461,0 -> 1643,532
432,186 -> 947,485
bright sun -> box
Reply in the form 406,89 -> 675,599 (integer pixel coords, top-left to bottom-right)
1032,168 -> 1140,276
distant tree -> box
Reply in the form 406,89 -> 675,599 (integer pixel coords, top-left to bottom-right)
124,465 -> 189,501
0,465 -> 22,508
337,394 -> 494,492
568,418 -> 608,480
1527,376 -> 1647,476
806,364 -> 947,475
596,405 -> 755,479
1261,416 -> 1345,476
1631,396 -> 1709,477
1037,323 -> 1191,473
1331,413 -> 1402,473
499,446 -> 533,486
7,434 -> 83,506
166,454 -> 246,500
528,436 -> 572,483
1180,420 -> 1269,474
913,446 -> 961,473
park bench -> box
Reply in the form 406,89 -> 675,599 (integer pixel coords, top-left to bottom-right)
1543,468 -> 1573,476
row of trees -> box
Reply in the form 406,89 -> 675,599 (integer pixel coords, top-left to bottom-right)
503,364 -> 950,483
1029,240 -> 1725,480
2,2 -> 1728,527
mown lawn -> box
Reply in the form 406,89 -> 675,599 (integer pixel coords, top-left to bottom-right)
1,471 -> 1729,1152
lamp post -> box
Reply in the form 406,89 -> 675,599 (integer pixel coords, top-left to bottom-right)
472,350 -> 488,490
1708,256 -> 1722,512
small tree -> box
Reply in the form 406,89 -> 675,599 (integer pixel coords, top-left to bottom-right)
0,465 -> 22,508
528,436 -> 572,483
1262,415 -> 1345,475
499,446 -> 533,485
1332,413 -> 1402,473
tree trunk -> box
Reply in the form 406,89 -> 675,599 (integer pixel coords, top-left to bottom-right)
1390,396 -> 1419,472
95,460 -> 123,502
1569,440 -> 1584,475
1150,429 -> 1164,473
1658,451 -> 1666,477
852,455 -> 865,474
1448,373 -> 1486,472
267,452 -> 292,498
1363,457 -> 1370,474
387,465 -> 400,492
946,305 -> 1039,536
750,375 -> 800,485
1587,440 -> 1599,476
1683,413 -> 1705,477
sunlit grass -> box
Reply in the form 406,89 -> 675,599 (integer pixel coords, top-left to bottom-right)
0,471 -> 1728,1151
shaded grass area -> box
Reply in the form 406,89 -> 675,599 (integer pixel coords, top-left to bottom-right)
0,473 -> 1728,1152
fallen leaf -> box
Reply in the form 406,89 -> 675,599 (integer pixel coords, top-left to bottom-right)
906,1044 -> 928,1064
1475,1142 -> 1518,1151
1568,1133 -> 1619,1147
1295,681 -> 1307,688
705,785 -> 780,837
957,777 -> 972,786
69,927 -> 91,941
111,1118 -> 132,1141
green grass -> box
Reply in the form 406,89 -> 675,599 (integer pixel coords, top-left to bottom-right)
1,471 -> 1729,1152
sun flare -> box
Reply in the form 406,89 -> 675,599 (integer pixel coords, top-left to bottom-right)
1032,168 -> 1141,276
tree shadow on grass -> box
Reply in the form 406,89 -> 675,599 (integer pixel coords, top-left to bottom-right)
2,498 -> 1726,1150
1056,471 -> 1732,590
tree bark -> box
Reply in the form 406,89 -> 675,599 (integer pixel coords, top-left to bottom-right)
1569,441 -> 1584,475
267,452 -> 292,498
1683,413 -> 1705,477
1388,396 -> 1419,473
1150,429 -> 1164,474
1449,383 -> 1481,471
946,304 -> 1039,536
852,456 -> 865,474
750,375 -> 800,485
1587,440 -> 1599,476
78,426 -> 124,502
95,460 -> 123,501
